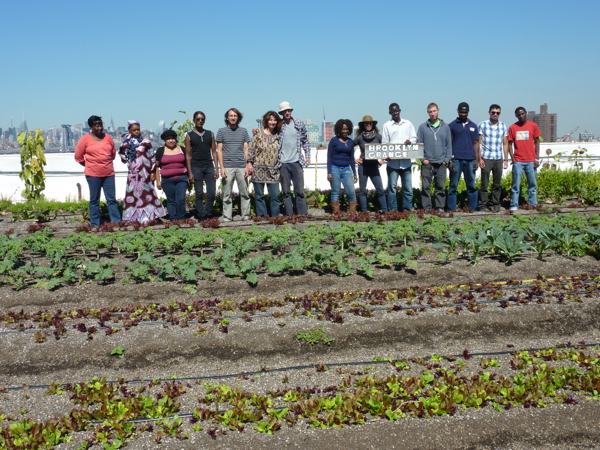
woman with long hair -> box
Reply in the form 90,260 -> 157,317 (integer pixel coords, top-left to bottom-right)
247,111 -> 282,217
354,116 -> 387,212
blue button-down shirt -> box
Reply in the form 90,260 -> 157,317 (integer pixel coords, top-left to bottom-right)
478,120 -> 508,160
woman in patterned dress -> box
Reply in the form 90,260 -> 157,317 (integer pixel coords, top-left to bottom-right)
247,111 -> 282,217
119,120 -> 166,223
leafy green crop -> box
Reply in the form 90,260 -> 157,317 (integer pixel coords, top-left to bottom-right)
297,328 -> 333,346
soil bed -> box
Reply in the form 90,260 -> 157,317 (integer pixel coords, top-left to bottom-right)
1,209 -> 600,449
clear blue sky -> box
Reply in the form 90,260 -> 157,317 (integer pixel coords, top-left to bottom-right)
2,0 -> 598,137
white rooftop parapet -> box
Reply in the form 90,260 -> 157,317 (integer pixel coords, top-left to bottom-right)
1,142 -> 599,201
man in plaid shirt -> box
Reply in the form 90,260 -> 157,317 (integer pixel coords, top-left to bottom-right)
478,104 -> 508,212
278,101 -> 311,216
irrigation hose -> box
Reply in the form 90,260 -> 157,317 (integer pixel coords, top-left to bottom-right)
5,342 -> 599,392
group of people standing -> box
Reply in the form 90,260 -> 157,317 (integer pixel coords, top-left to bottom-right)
217,102 -> 312,221
74,100 -> 540,227
73,101 -> 312,225
74,116 -> 188,226
331,102 -> 540,214
420,101 -> 540,214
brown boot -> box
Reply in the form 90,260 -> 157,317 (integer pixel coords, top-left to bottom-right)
348,201 -> 357,214
331,201 -> 340,214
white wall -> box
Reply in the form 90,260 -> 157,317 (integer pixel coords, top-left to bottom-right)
1,143 -> 599,202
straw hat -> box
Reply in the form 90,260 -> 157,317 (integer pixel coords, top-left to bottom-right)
358,115 -> 378,126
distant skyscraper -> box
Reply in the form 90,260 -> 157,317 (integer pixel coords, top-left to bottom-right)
579,130 -> 595,142
109,116 -> 115,132
61,125 -> 73,153
322,121 -> 334,143
19,120 -> 28,134
158,120 -> 166,133
73,124 -> 84,141
305,120 -> 320,145
7,127 -> 17,142
528,103 -> 557,142
51,127 -> 61,141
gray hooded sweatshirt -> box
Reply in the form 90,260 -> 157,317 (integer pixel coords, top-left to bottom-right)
417,119 -> 452,164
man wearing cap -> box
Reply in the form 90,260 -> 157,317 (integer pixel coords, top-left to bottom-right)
447,102 -> 480,212
417,103 -> 452,213
478,104 -> 508,212
278,101 -> 311,216
381,103 -> 417,212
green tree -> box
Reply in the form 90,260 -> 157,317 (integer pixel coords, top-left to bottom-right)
17,129 -> 47,202
169,111 -> 194,146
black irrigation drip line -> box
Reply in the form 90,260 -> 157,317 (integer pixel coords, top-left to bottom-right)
98,414 -> 195,425
5,342 -> 600,393
1,279 -> 598,336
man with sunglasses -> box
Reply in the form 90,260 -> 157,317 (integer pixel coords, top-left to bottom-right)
478,104 -> 508,212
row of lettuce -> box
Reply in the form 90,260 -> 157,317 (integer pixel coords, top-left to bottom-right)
0,213 -> 599,289
2,346 -> 600,448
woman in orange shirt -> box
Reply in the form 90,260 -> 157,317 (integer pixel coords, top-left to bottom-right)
74,115 -> 122,227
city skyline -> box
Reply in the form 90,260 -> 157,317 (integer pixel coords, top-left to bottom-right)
1,101 -> 597,151
1,1 -> 599,139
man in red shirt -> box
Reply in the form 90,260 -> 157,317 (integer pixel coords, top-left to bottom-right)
507,107 -> 540,210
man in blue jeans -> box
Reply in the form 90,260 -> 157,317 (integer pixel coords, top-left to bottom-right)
447,102 -> 480,211
507,107 -> 541,210
382,103 -> 417,212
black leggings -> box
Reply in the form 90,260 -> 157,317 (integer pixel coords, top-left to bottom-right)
192,166 -> 216,216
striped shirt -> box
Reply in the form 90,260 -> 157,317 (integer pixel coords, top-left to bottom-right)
478,120 -> 507,160
216,126 -> 250,169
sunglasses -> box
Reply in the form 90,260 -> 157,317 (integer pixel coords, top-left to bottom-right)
490,111 -> 501,115
195,118 -> 205,122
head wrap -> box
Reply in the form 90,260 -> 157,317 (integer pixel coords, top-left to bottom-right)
122,120 -> 143,161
